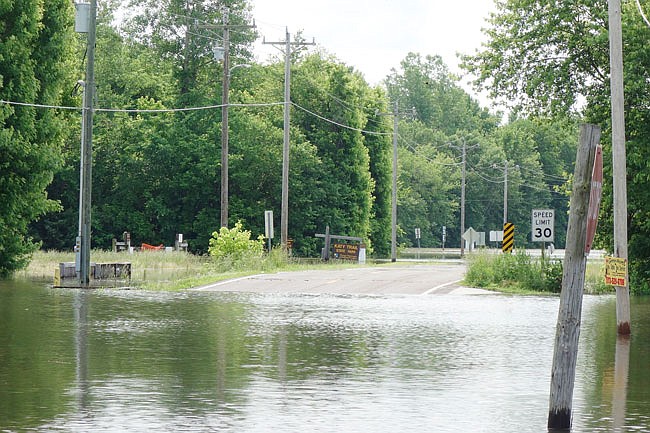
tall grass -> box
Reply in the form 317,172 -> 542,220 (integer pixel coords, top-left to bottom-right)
465,250 -> 560,294
20,250 -> 208,288
465,251 -> 611,294
465,250 -> 612,295
18,249 -> 369,290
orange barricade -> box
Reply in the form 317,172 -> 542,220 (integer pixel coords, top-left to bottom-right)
141,243 -> 164,251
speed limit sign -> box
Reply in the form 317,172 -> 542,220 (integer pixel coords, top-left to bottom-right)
532,209 -> 554,242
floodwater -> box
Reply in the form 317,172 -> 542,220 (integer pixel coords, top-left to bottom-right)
1,279 -> 649,432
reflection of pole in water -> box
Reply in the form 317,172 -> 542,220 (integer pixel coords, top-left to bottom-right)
216,323 -> 226,400
278,327 -> 287,384
73,290 -> 90,411
612,335 -> 630,430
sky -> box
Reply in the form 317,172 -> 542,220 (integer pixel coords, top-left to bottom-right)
251,0 -> 496,102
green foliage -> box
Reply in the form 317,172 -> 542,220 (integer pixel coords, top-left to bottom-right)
208,221 -> 264,263
465,250 -> 563,293
461,0 -> 650,293
0,0 -> 74,276
18,0 -> 580,272
290,55 -> 376,252
460,0 -> 607,116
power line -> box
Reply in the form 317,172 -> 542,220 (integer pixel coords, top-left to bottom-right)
0,99 -> 284,113
397,134 -> 463,166
636,0 -> 650,28
291,102 -> 391,136
0,99 -> 80,111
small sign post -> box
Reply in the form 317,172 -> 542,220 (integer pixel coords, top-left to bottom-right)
264,210 -> 274,252
415,228 -> 421,259
442,226 -> 446,251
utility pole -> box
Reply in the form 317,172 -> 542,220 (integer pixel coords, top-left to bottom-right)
493,160 -> 518,226
378,104 -> 415,262
201,9 -> 255,229
77,0 -> 97,287
503,161 -> 508,226
608,0 -> 632,335
220,9 -> 230,228
264,29 -> 315,250
461,140 -> 466,257
455,139 -> 478,258
390,101 -> 398,262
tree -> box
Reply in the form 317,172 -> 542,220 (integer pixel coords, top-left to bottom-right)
0,1 -> 74,275
383,53 -> 502,249
290,54 -> 378,253
386,53 -> 499,135
461,0 -> 608,116
462,0 -> 650,291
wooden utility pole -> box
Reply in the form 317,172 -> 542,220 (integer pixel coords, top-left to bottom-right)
378,104 -> 415,261
547,124 -> 601,430
264,30 -> 315,250
201,9 -> 255,229
391,101 -> 398,262
608,0 -> 632,335
460,140 -> 467,258
78,0 -> 97,287
503,161 -> 508,225
451,139 -> 478,258
220,9 -> 231,228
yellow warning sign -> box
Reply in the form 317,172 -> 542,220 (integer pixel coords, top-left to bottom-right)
604,256 -> 628,287
502,223 -> 514,253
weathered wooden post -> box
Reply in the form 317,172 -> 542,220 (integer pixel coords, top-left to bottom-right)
323,225 -> 331,261
547,124 -> 600,430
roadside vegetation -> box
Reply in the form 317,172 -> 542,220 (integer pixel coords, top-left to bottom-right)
7,1 -> 650,294
19,224 -> 370,290
464,250 -> 611,295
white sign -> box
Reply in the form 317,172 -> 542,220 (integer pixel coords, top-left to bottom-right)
532,209 -> 554,242
264,210 -> 274,239
415,228 -> 421,239
490,231 -> 504,242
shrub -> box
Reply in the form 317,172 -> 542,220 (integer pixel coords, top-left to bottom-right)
208,221 -> 264,263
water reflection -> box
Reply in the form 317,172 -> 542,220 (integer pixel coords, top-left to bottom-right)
612,335 -> 630,431
72,291 -> 90,415
1,281 -> 650,432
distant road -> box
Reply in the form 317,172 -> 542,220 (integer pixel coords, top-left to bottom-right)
402,248 -> 606,261
192,263 -> 493,296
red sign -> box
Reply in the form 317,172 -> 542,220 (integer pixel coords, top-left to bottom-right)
585,145 -> 603,253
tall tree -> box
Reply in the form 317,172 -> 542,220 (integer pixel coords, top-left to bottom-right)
0,1 -> 74,275
462,0 -> 650,291
383,53 -> 501,249
291,54 -> 377,252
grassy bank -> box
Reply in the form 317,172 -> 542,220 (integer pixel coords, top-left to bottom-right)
464,250 -> 611,295
18,249 -> 377,290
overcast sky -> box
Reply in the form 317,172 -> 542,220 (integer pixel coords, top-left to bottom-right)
251,0 -> 496,99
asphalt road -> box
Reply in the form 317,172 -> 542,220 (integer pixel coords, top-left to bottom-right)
192,263 -> 493,295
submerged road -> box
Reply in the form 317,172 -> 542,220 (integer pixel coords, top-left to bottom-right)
192,263 -> 494,295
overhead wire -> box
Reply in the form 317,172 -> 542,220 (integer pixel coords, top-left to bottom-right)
290,102 -> 391,136
397,134 -> 464,167
291,72 -> 390,130
0,99 -> 284,113
636,0 -> 650,28
0,99 -> 80,111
